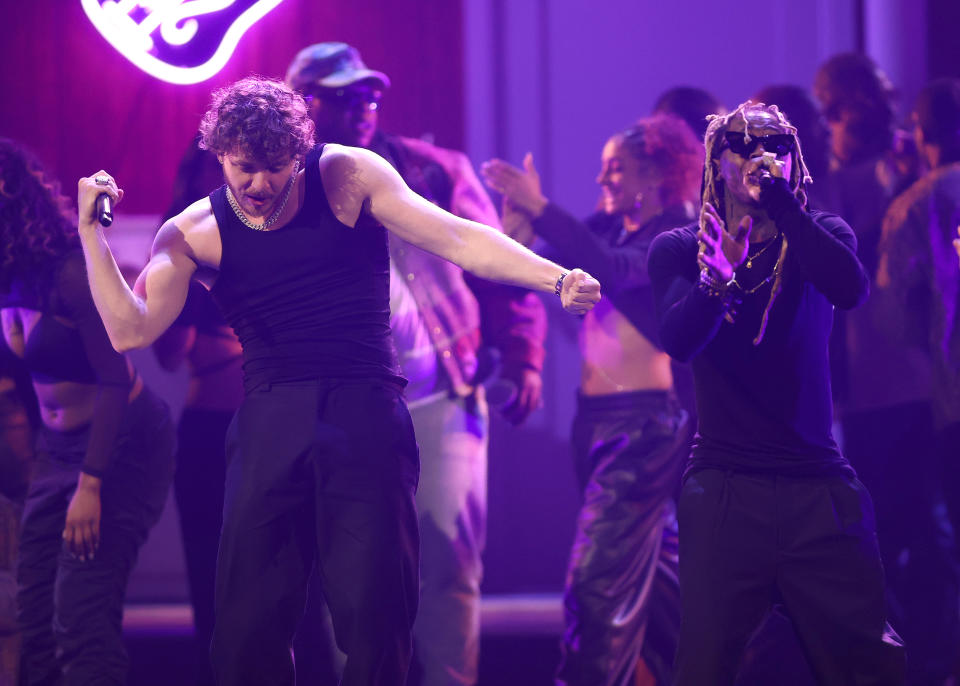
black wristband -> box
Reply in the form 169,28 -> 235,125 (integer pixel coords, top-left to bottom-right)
555,271 -> 568,297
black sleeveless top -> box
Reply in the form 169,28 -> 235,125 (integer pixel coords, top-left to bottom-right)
209,152 -> 401,392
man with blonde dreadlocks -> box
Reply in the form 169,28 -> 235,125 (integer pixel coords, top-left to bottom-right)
647,101 -> 905,684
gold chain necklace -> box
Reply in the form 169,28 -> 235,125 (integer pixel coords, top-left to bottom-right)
732,234 -> 784,294
225,159 -> 300,231
744,231 -> 781,269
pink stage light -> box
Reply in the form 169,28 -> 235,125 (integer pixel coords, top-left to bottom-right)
81,0 -> 285,85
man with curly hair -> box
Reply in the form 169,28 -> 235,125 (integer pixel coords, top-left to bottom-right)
75,76 -> 600,686
647,101 -> 905,683
284,42 -> 549,686
482,115 -> 702,685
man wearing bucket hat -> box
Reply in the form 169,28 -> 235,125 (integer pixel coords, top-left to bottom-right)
286,43 -> 548,686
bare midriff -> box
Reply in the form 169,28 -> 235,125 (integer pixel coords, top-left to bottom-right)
4,307 -> 139,431
579,297 -> 672,396
34,374 -> 141,431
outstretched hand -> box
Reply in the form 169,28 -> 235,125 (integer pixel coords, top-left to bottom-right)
560,268 -> 601,315
697,202 -> 753,281
481,153 -> 548,218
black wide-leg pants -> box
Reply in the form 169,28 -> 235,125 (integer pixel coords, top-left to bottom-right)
675,468 -> 906,686
17,388 -> 175,686
210,379 -> 420,686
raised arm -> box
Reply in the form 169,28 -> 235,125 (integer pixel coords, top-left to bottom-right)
648,227 -> 731,363
760,177 -> 868,309
321,147 -> 600,314
77,172 -> 199,351
482,155 -> 651,292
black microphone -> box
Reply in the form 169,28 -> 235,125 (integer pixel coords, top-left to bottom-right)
96,193 -> 113,227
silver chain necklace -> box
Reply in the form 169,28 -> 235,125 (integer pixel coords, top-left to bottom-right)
225,159 -> 300,231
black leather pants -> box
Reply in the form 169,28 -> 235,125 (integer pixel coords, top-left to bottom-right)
556,389 -> 688,686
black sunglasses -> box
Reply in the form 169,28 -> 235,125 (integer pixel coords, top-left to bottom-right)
723,131 -> 795,157
303,88 -> 383,112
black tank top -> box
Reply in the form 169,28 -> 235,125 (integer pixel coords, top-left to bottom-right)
209,152 -> 401,392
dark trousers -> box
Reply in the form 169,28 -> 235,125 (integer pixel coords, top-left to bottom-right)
1,387 -> 34,684
844,403 -> 959,685
176,408 -> 342,686
557,390 -> 688,686
173,408 -> 230,686
675,469 -> 906,686
17,388 -> 175,686
209,380 -> 420,686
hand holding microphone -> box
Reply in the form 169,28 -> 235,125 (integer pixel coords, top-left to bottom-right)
758,152 -> 785,185
95,181 -> 113,227
78,171 -> 123,231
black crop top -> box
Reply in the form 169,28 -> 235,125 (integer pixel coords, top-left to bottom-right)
1,250 -> 132,477
5,285 -> 96,384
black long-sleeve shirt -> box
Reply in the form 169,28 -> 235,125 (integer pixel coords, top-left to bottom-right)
647,182 -> 868,476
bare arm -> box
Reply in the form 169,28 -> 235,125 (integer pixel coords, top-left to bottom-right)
322,147 -> 600,312
77,172 -> 200,351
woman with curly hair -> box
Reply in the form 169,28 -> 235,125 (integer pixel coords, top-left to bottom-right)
0,138 -> 175,685
482,115 -> 703,686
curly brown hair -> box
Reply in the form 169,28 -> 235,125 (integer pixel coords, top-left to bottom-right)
199,76 -> 316,164
0,139 -> 78,292
621,114 -> 704,209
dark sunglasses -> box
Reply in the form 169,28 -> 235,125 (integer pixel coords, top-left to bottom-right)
723,131 -> 795,157
304,88 -> 382,112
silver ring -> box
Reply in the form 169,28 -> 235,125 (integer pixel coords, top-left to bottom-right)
94,175 -> 110,186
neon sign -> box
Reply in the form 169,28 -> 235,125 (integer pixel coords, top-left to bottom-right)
81,0 -> 285,85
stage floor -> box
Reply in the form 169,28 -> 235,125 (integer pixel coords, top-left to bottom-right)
124,593 -> 565,686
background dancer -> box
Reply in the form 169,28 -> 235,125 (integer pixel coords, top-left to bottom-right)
0,138 -> 175,686
482,114 -> 702,686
